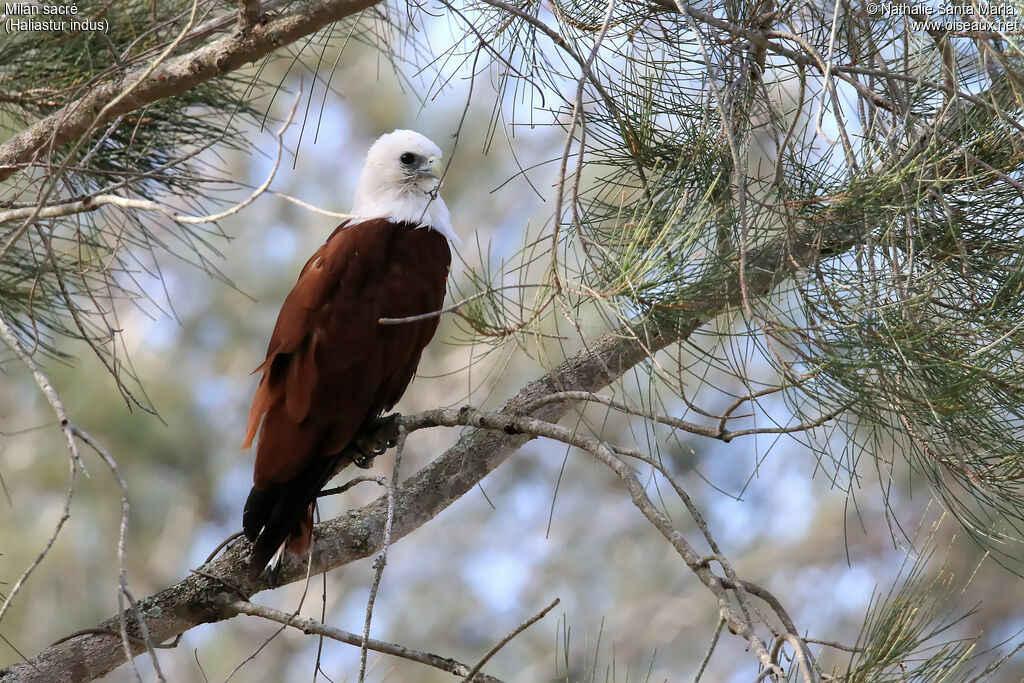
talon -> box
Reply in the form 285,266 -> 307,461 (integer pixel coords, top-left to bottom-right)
352,443 -> 376,469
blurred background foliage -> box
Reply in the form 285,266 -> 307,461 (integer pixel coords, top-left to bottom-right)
2,0 -> 1024,681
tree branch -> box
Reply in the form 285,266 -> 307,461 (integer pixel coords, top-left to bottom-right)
0,314 -> 678,682
237,0 -> 265,32
0,88 -> 299,227
0,215 -> 858,681
521,390 -> 849,443
0,0 -> 382,182
230,600 -> 500,682
464,598 -> 560,682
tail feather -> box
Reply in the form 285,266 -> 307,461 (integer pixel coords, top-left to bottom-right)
243,415 -> 398,580
243,452 -> 348,579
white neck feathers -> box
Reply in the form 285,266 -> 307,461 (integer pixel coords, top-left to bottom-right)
351,182 -> 458,243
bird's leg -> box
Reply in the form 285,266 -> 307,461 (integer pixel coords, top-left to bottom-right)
351,413 -> 402,468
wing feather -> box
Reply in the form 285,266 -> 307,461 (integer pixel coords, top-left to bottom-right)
244,218 -> 449,489
243,218 -> 450,571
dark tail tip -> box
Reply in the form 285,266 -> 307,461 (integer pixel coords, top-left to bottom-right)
243,484 -> 319,580
243,486 -> 282,578
242,448 -> 355,580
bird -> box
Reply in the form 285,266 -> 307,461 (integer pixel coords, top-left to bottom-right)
241,129 -> 456,578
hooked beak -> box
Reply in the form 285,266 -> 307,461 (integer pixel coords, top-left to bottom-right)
414,156 -> 440,180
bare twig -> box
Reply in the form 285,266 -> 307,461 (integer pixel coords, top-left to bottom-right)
693,616 -> 726,682
801,637 -> 863,654
464,598 -> 560,681
549,0 -> 618,296
269,191 -> 359,220
231,601 -> 502,682
237,0 -> 264,31
49,629 -> 181,650
0,314 -> 83,627
378,284 -> 542,325
71,426 -> 165,682
0,90 -> 301,228
522,390 -> 847,443
318,474 -> 388,498
358,428 -> 405,683
202,532 -> 246,565
0,312 -> 162,678
397,407 -> 789,674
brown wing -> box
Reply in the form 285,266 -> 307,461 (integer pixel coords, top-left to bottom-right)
242,218 -> 450,570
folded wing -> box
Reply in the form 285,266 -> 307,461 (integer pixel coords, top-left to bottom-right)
242,218 -> 451,572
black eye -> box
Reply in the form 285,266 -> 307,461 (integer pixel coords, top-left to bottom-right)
400,152 -> 416,166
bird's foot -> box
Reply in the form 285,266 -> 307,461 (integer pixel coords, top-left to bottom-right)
351,414 -> 401,468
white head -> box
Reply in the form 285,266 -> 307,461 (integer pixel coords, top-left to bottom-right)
350,129 -> 457,242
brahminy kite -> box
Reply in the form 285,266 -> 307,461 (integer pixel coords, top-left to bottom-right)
242,130 -> 455,576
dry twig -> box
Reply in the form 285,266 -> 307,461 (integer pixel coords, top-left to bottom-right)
232,601 -> 502,682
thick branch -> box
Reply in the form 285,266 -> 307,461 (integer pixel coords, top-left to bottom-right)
0,0 -> 381,182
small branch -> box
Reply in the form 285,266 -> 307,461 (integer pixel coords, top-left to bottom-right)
561,432 -> 781,673
0,315 -> 82,471
378,285 -> 542,326
379,303 -> 472,326
0,312 -> 163,678
693,616 -> 726,682
464,598 -> 560,682
237,0 -> 264,32
318,474 -> 387,498
231,601 -> 502,682
399,407 -> 787,674
548,0 -> 618,296
72,426 -> 166,682
718,386 -> 785,431
802,637 -> 863,654
773,633 -> 814,683
522,390 -> 847,443
358,428 -> 406,683
0,313 -> 83,627
269,191 -> 359,219
0,90 -> 300,228
202,532 -> 245,565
